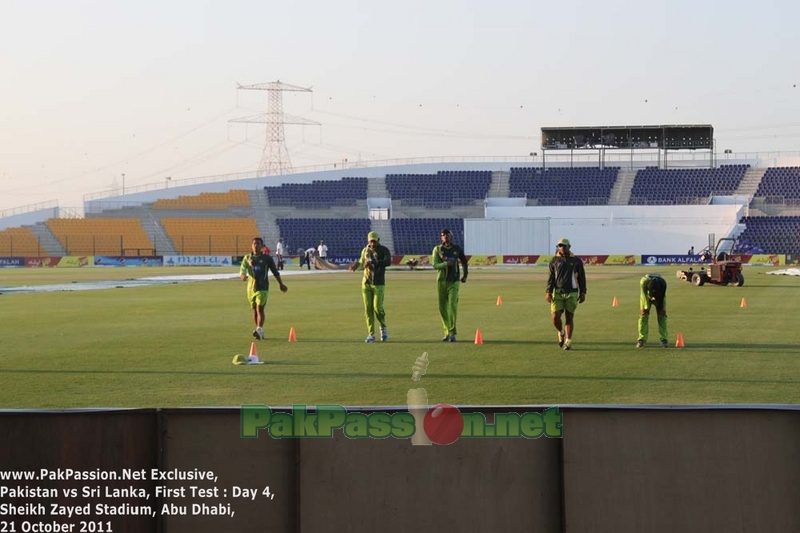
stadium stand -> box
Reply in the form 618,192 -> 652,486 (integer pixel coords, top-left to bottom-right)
629,165 -> 749,205
391,218 -> 465,255
46,218 -> 154,256
161,218 -> 259,255
265,177 -> 368,209
0,227 -> 43,256
385,171 -> 492,208
738,215 -> 800,254
151,190 -> 251,210
276,218 -> 371,258
751,167 -> 800,203
508,167 -> 619,205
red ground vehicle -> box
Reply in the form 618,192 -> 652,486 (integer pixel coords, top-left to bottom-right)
676,238 -> 744,287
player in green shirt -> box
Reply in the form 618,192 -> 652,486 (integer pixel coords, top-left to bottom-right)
636,273 -> 669,348
239,237 -> 288,340
431,228 -> 468,342
349,231 -> 393,342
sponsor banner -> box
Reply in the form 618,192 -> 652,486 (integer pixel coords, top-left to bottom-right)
0,257 -> 24,268
26,257 -> 55,267
605,255 -> 638,266
394,255 -> 430,266
467,255 -> 498,266
642,255 -> 698,265
578,255 -> 609,266
164,255 -> 232,267
328,257 -> 359,265
739,254 -> 784,266
56,256 -> 92,268
501,255 -> 539,265
786,254 -> 800,265
94,256 -> 162,267
535,255 -> 553,265
25,256 -> 91,267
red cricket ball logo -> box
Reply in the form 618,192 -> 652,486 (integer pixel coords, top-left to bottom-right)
423,404 -> 464,445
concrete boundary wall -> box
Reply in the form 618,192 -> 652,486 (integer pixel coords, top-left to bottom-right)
1,407 -> 798,533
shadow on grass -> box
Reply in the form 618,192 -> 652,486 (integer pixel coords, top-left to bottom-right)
1,369 -> 797,386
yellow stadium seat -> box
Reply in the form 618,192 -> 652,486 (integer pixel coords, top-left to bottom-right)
161,218 -> 259,255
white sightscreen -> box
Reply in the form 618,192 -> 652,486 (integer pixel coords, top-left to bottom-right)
464,218 -> 551,255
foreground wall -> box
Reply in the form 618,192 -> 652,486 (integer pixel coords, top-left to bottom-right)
1,407 -> 799,533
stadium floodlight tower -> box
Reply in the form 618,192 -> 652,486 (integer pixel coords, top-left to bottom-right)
230,80 -> 320,176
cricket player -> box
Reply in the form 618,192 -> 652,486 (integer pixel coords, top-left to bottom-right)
431,228 -> 468,342
240,237 -> 288,340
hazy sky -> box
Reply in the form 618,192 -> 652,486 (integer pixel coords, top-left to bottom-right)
1,0 -> 798,212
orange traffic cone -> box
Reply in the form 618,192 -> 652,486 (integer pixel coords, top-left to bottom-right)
740,298 -> 747,308
496,295 -> 503,306
474,329 -> 484,345
612,296 -> 618,307
675,333 -> 685,348
249,342 -> 258,357
288,327 -> 297,342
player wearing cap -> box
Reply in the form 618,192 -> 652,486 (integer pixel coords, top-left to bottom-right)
432,228 -> 468,342
545,237 -> 587,350
239,237 -> 288,340
349,231 -> 393,342
636,273 -> 669,348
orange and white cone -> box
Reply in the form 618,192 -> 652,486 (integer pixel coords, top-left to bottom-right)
474,329 -> 484,345
675,333 -> 685,348
612,296 -> 618,307
496,295 -> 503,306
288,327 -> 297,342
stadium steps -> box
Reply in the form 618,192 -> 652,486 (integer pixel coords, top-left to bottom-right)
486,171 -> 510,198
736,167 -> 766,197
27,222 -> 66,256
369,219 -> 394,255
249,190 -> 279,250
367,176 -> 388,198
141,212 -> 176,255
609,168 -> 637,205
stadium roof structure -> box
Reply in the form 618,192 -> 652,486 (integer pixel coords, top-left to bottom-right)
540,124 -> 715,168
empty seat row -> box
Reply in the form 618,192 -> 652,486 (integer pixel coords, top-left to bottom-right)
738,216 -> 800,254
46,218 -> 153,255
266,178 -> 368,209
152,190 -> 251,210
276,218 -> 372,258
391,218 -> 464,255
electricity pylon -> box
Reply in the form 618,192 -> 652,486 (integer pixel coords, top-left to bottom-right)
230,80 -> 320,176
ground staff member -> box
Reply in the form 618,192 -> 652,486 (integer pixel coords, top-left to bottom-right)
545,238 -> 586,351
432,228 -> 468,342
349,231 -> 393,342
239,237 -> 288,340
637,273 -> 669,348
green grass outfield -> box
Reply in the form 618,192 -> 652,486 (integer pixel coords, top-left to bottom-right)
1,265 -> 798,408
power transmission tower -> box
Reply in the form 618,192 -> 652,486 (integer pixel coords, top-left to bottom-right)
230,80 -> 320,176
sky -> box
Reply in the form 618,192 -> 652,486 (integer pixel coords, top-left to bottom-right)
1,0 -> 799,213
